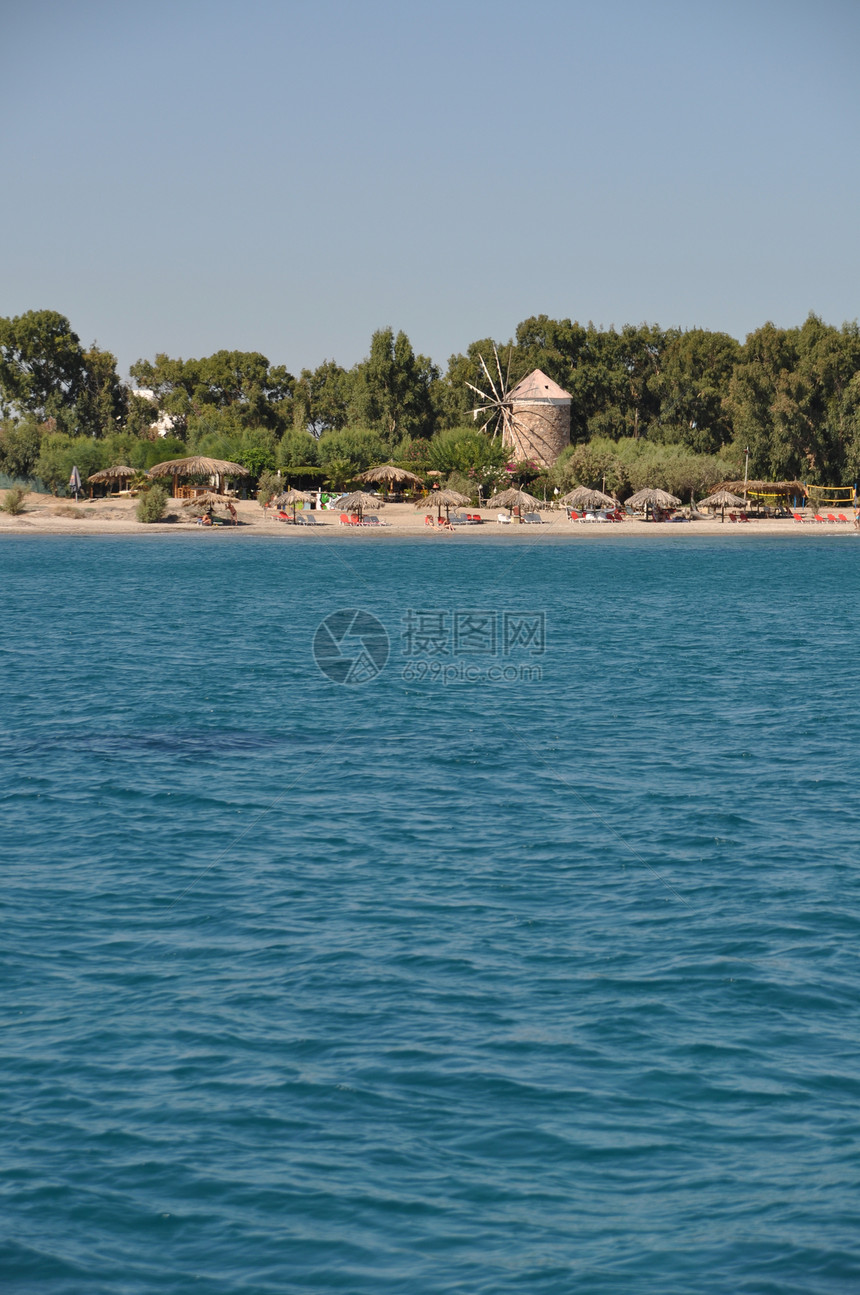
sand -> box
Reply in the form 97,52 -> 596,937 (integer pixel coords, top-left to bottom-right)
0,493 -> 853,538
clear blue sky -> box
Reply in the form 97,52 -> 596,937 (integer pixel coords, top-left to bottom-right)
3,0 -> 859,378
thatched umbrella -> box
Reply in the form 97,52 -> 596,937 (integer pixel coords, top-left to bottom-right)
148,455 -> 250,496
334,490 -> 385,521
273,488 -> 313,521
359,464 -> 425,491
560,487 -> 618,511
625,488 -> 681,519
487,487 -> 546,518
180,492 -> 238,524
87,465 -> 137,497
415,488 -> 470,521
698,489 -> 746,522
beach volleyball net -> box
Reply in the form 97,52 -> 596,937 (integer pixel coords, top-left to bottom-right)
806,484 -> 856,510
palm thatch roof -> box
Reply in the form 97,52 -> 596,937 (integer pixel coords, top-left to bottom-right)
180,492 -> 234,510
87,465 -> 136,483
698,489 -> 746,508
625,488 -> 681,509
714,479 -> 806,497
273,489 -> 313,507
148,456 -> 250,479
334,491 -> 385,512
414,489 -> 470,509
487,487 -> 546,511
359,464 -> 425,487
560,487 -> 617,509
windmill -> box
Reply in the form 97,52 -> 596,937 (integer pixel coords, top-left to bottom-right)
466,346 -> 572,468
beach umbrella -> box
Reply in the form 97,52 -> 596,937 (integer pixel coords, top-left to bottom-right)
414,488 -> 470,521
486,487 -> 546,517
180,492 -> 237,523
560,487 -> 618,511
359,464 -> 425,491
334,490 -> 385,521
698,489 -> 746,522
272,488 -> 313,521
625,488 -> 681,519
69,465 -> 82,500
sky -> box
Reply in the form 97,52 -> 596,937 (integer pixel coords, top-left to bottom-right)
2,0 -> 859,380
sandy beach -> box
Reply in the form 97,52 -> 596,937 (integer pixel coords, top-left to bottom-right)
0,493 -> 854,538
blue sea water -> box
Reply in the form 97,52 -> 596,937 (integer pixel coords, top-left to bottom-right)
2,532 -> 860,1294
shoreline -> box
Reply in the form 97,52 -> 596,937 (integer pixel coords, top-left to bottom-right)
1,495 -> 855,538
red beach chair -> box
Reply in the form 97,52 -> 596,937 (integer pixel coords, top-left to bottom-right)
792,513 -> 805,523
827,514 -> 838,523
813,514 -> 826,523
838,514 -> 850,523
339,513 -> 350,525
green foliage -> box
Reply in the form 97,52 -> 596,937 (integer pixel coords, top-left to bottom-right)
317,427 -> 387,475
348,328 -> 438,441
551,437 -> 741,501
1,486 -> 27,514
277,429 -> 321,469
0,418 -> 43,478
427,427 -> 506,475
292,360 -> 352,433
34,434 -> 103,494
256,470 -> 281,507
129,349 -> 294,435
141,437 -> 188,470
136,485 -> 168,523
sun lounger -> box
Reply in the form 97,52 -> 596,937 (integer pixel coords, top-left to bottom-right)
497,512 -> 511,524
838,514 -> 850,523
738,512 -> 750,522
300,512 -> 321,525
813,514 -> 826,523
523,512 -> 542,524
424,515 -> 434,526
568,510 -> 581,521
792,512 -> 805,523
827,513 -> 838,523
339,513 -> 350,525
467,513 -> 483,523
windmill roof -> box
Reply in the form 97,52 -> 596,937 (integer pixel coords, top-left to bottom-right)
508,369 -> 571,402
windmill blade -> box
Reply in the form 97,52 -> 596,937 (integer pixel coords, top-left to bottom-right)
477,352 -> 502,403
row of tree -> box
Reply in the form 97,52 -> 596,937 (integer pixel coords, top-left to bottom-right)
3,308 -> 860,486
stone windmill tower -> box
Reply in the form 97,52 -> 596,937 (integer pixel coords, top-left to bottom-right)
468,350 -> 572,468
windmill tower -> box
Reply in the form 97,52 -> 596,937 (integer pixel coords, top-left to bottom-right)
468,351 -> 572,468
505,370 -> 571,466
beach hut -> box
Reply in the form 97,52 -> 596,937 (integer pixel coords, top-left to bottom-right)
87,465 -> 137,497
148,455 -> 250,497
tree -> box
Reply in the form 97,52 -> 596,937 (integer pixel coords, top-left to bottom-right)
292,360 -> 352,433
349,328 -> 438,441
129,349 -> 294,434
0,310 -> 85,424
651,329 -> 740,452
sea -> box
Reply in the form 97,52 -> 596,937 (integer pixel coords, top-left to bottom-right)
2,532 -> 860,1294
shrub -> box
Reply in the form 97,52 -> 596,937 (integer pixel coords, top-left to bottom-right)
136,485 -> 168,523
0,486 -> 27,515
256,470 -> 281,507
